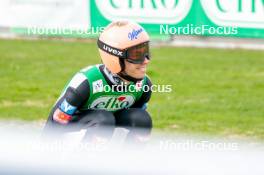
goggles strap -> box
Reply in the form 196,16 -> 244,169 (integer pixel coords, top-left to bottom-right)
97,39 -> 125,58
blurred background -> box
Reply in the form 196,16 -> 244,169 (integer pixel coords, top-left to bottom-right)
0,0 -> 264,140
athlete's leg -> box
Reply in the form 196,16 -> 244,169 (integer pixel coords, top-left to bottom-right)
78,110 -> 116,142
114,108 -> 152,143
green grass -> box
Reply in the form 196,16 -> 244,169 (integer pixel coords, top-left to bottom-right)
1,38 -> 264,139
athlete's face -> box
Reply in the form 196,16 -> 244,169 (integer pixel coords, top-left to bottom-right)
124,57 -> 150,79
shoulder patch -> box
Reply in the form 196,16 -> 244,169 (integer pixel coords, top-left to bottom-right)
92,79 -> 104,93
135,80 -> 143,91
59,99 -> 77,115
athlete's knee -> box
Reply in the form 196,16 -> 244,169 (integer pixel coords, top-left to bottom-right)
94,110 -> 116,126
116,108 -> 152,129
77,110 -> 115,142
78,110 -> 116,126
115,108 -> 152,144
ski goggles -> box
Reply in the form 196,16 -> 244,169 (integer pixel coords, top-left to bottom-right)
97,39 -> 150,64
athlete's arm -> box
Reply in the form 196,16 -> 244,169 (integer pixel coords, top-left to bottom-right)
51,73 -> 90,125
131,77 -> 152,110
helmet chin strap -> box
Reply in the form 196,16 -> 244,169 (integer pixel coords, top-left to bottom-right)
117,71 -> 143,83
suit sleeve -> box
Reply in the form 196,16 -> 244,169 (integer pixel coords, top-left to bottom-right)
47,73 -> 90,125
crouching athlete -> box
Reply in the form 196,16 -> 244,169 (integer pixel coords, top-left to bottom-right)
43,21 -> 153,143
